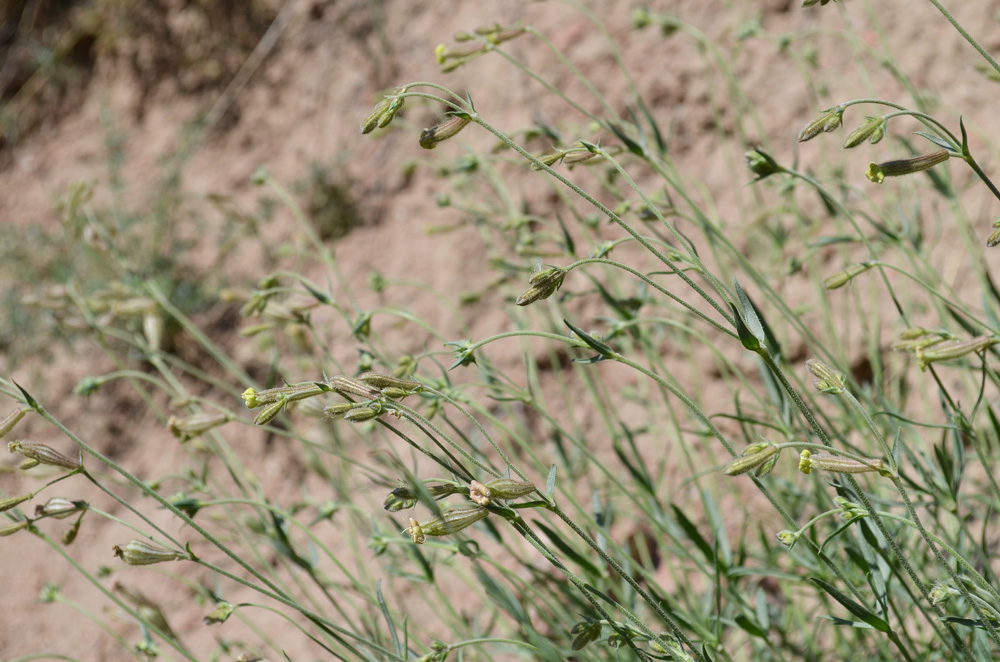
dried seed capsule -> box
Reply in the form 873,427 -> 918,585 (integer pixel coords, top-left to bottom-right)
35,497 -> 87,519
112,539 -> 186,566
8,440 -> 81,471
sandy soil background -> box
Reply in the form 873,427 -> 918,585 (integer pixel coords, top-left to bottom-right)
2,0 -> 999,659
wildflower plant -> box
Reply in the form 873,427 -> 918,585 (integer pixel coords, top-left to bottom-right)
3,2 -> 1000,662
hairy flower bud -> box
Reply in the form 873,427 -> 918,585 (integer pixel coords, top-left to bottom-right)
469,478 -> 536,506
516,266 -> 567,306
113,539 -> 186,566
0,492 -> 32,513
724,441 -> 780,476
744,147 -> 783,180
798,106 -> 844,142
8,440 -> 81,471
822,262 -> 874,290
843,116 -> 886,148
914,334 -> 996,371
0,520 -> 31,537
0,407 -> 27,440
805,359 -> 846,394
168,412 -> 229,440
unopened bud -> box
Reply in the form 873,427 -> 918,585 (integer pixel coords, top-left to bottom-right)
988,219 -> 1000,248
915,334 -> 996,371
805,359 -> 846,394
329,376 -> 381,400
0,520 -> 30,537
168,412 -> 229,440
822,261 -> 873,289
8,440 -> 81,471
143,313 -> 163,351
744,147 -> 783,180
0,493 -> 32,513
419,115 -> 472,150
343,405 -> 383,423
112,539 -> 186,566
0,408 -> 27,439
776,530 -> 800,547
724,441 -> 780,476
469,478 -> 536,506
357,373 -> 423,396
516,266 -> 567,306
798,106 -> 844,142
866,149 -> 950,184
253,399 -> 287,426
204,601 -> 235,625
843,116 -> 886,148
405,506 -> 489,544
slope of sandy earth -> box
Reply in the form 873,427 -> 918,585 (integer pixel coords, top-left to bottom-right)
1,0 -> 999,659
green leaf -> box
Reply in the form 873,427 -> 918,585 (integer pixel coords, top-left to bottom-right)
564,319 -> 615,357
810,577 -> 891,633
376,580 -> 402,656
545,464 -> 557,500
671,504 -> 716,566
735,614 -> 767,639
533,520 -> 602,578
12,380 -> 39,410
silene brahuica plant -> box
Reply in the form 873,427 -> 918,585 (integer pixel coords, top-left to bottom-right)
3,1 -> 1000,661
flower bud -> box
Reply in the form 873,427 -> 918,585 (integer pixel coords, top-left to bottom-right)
805,359 -> 846,394
357,373 -> 423,397
8,440 -> 81,471
329,376 -> 381,400
866,149 -> 950,184
469,478 -> 536,506
419,115 -> 472,150
404,506 -> 489,544
0,520 -> 31,537
744,147 -> 783,180
0,493 -> 32,513
822,261 -> 873,290
797,107 -> 844,142
843,116 -> 886,148
915,335 -> 996,371
516,266 -> 567,306
168,412 -> 229,440
253,399 -> 287,426
987,219 -> 1000,248
724,441 -> 780,476
204,601 -> 235,625
0,407 -> 27,439
343,405 -> 382,423
776,529 -> 800,547
112,539 -> 186,566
